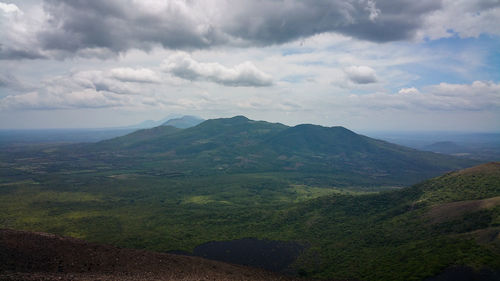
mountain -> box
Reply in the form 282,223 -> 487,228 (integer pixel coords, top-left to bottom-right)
126,114 -> 202,129
162,115 -> 205,129
363,132 -> 500,162
0,229 -> 309,281
94,116 -> 476,186
130,119 -> 165,128
126,116 -> 174,129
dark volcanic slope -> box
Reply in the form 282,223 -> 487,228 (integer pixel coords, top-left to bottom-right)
0,229 -> 313,281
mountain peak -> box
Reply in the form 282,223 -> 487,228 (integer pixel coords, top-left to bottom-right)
199,116 -> 251,127
228,115 -> 250,122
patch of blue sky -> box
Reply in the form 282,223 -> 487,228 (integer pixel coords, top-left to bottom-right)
295,60 -> 328,66
342,88 -> 374,95
281,47 -> 314,56
280,74 -> 314,83
395,34 -> 500,89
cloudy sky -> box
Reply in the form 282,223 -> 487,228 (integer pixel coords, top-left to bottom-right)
0,0 -> 499,131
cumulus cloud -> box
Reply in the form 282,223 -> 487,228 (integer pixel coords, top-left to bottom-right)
220,0 -> 437,44
419,0 -> 500,39
350,81 -> 500,111
162,52 -> 273,87
1,0 -> 498,60
1,0 -> 480,60
35,0 -> 226,55
236,97 -> 301,111
0,66 -> 164,110
67,67 -> 161,94
0,1 -> 47,60
109,68 -> 161,83
0,2 -> 21,14
344,66 -> 378,84
0,47 -> 45,60
0,89 -> 131,110
398,87 -> 420,95
365,0 -> 381,21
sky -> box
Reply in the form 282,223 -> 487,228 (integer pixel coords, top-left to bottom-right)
0,0 -> 499,131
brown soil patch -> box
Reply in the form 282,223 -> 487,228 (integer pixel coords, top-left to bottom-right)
0,229 -> 327,281
455,162 -> 500,176
463,226 -> 500,245
426,196 -> 500,224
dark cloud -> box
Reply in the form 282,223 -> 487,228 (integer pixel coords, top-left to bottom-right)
0,46 -> 46,60
225,0 -> 441,44
12,0 -> 498,60
22,0 -> 442,58
38,0 -> 225,54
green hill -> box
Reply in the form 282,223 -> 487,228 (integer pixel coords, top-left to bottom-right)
276,162 -> 500,280
91,116 -> 475,186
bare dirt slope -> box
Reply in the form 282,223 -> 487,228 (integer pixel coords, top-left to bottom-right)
0,229 -> 333,281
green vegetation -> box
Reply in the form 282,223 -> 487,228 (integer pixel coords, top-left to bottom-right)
0,117 -> 497,281
279,163 -> 500,280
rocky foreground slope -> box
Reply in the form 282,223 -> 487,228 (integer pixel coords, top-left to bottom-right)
0,229 -> 336,281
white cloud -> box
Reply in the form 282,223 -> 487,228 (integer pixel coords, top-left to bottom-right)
344,66 -> 378,84
0,2 -> 21,14
350,81 -> 500,111
236,97 -> 301,111
163,52 -> 273,87
0,66 -> 165,110
0,89 -> 131,110
0,2 -> 46,59
109,68 -> 161,83
364,0 -> 381,21
419,0 -> 500,39
398,87 -> 420,95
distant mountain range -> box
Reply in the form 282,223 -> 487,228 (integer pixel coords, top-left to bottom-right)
94,115 -> 476,186
0,115 -> 206,145
127,115 -> 204,129
364,131 -> 500,162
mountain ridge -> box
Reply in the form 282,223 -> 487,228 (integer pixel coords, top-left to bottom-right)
92,116 -> 477,186
161,115 -> 205,129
